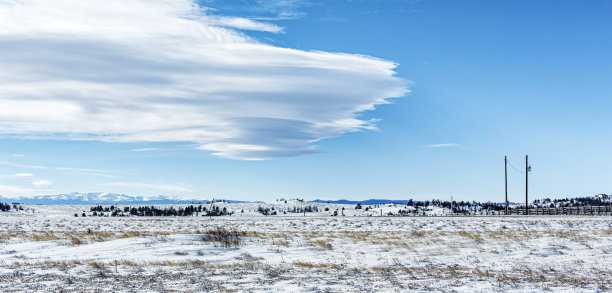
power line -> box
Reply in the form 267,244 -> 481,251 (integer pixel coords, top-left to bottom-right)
507,160 -> 525,174
507,157 -> 537,204
530,166 -> 536,199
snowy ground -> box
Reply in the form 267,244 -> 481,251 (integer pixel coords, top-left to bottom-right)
0,204 -> 611,292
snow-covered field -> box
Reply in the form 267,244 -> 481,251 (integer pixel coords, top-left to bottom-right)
1,204 -> 611,292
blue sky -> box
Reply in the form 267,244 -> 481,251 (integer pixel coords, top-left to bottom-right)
0,0 -> 610,201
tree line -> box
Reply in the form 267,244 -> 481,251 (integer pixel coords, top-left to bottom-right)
0,202 -> 23,212
82,205 -> 232,217
256,205 -> 319,216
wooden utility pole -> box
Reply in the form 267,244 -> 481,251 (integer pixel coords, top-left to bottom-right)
505,156 -> 508,215
525,155 -> 528,215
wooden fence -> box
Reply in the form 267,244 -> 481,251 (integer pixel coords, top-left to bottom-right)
508,206 -> 612,216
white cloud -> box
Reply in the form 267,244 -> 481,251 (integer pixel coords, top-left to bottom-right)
32,180 -> 53,187
103,182 -> 191,192
0,0 -> 408,160
14,173 -> 34,177
131,148 -> 159,152
206,16 -> 284,33
0,173 -> 33,179
425,143 -> 459,148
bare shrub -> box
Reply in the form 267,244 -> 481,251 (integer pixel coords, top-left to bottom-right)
200,227 -> 245,248
145,234 -> 170,247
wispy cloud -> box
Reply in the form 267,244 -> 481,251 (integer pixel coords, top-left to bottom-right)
14,173 -> 34,177
103,182 -> 191,192
425,143 -> 459,148
32,180 -> 52,187
206,16 -> 284,33
79,172 -> 118,178
219,0 -> 310,20
0,160 -> 117,178
0,173 -> 35,179
56,167 -> 107,173
0,0 -> 407,160
130,148 -> 159,152
0,184 -> 38,197
0,161 -> 47,169
56,167 -> 119,178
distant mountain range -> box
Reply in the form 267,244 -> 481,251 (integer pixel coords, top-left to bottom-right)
0,192 -> 246,205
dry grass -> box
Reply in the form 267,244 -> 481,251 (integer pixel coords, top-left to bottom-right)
271,239 -> 290,247
31,232 -> 62,241
292,261 -> 342,270
236,252 -> 263,261
88,261 -> 105,270
457,230 -> 484,242
2,256 -> 610,291
0,230 -> 174,244
307,239 -> 333,250
69,236 -> 82,246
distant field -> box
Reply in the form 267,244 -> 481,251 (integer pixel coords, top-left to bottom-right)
0,205 -> 611,292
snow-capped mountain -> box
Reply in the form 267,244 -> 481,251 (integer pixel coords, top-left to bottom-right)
0,192 -> 210,205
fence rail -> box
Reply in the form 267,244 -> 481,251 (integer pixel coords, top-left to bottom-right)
507,205 -> 612,216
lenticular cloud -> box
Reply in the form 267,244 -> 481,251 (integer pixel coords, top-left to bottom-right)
0,0 -> 407,160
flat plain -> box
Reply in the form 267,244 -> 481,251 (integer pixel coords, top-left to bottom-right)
0,204 -> 611,292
